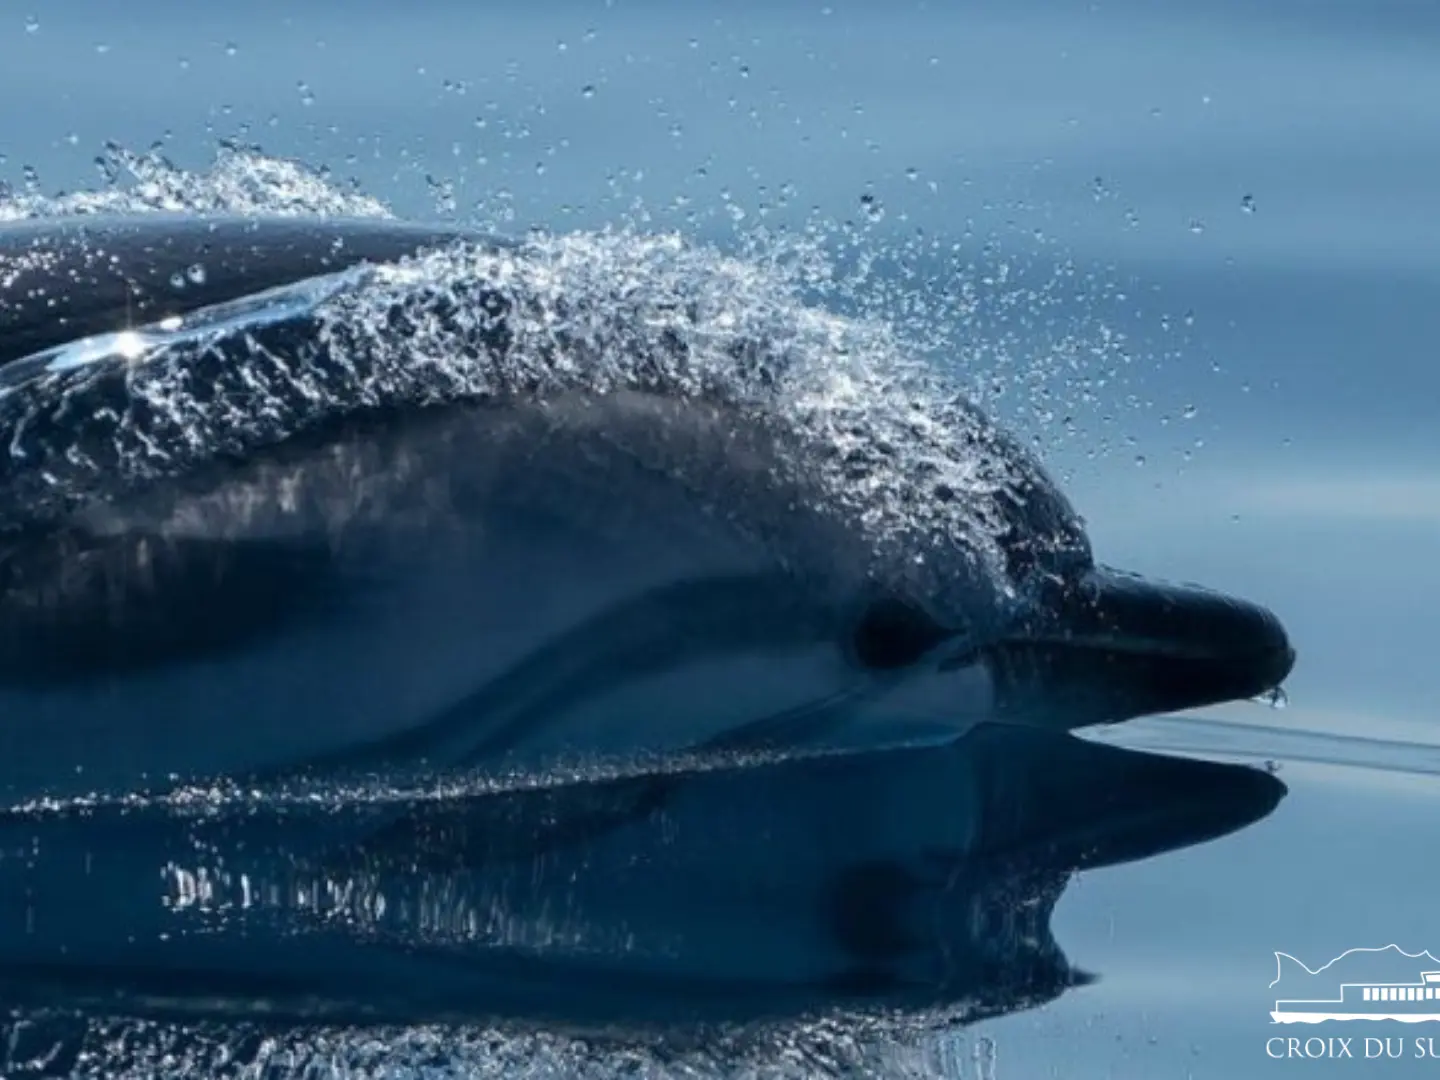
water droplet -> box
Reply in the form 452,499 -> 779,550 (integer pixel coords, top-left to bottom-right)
1253,686 -> 1289,710
1182,404 -> 1198,420
1188,219 -> 1205,235
905,167 -> 918,181
178,56 -> 190,70
427,175 -> 457,215
535,161 -> 546,176
224,42 -> 239,56
738,64 -> 750,78
860,193 -> 884,223
583,28 -> 597,42
23,15 -> 38,33
556,39 -> 567,53
297,81 -> 314,106
1134,454 -> 1146,467
185,263 -> 206,285
580,84 -> 596,99
1241,193 -> 1256,214
169,272 -> 186,290
94,42 -> 111,54
973,1035 -> 998,1080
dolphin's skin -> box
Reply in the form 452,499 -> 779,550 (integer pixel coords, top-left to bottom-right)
0,213 -> 485,370
0,216 -> 1296,800
0,723 -> 1286,1031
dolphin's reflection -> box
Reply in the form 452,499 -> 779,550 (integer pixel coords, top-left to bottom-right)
0,724 -> 1283,1031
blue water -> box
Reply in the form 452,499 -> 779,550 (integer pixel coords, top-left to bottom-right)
2,2 -> 1437,1076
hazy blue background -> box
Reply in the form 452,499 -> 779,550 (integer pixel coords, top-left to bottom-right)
3,1 -> 1437,1075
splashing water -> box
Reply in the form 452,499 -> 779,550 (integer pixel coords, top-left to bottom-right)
0,146 -> 1100,613
0,142 -> 390,221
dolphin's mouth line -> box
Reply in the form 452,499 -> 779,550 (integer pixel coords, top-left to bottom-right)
994,636 -> 1295,671
942,637 -> 1293,675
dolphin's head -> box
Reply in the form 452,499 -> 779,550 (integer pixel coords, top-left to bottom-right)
977,450 -> 1295,729
850,423 -> 1295,732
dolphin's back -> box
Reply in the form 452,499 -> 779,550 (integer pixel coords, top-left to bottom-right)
0,214 -> 478,368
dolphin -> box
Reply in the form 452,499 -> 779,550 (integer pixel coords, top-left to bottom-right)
0,215 -> 1296,800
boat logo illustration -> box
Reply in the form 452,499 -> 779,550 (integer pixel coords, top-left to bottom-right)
1272,946 -> 1440,1023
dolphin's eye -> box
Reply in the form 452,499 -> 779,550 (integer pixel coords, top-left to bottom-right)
851,596 -> 951,670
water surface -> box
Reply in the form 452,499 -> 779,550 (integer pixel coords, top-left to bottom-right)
1,1 -> 1435,1076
